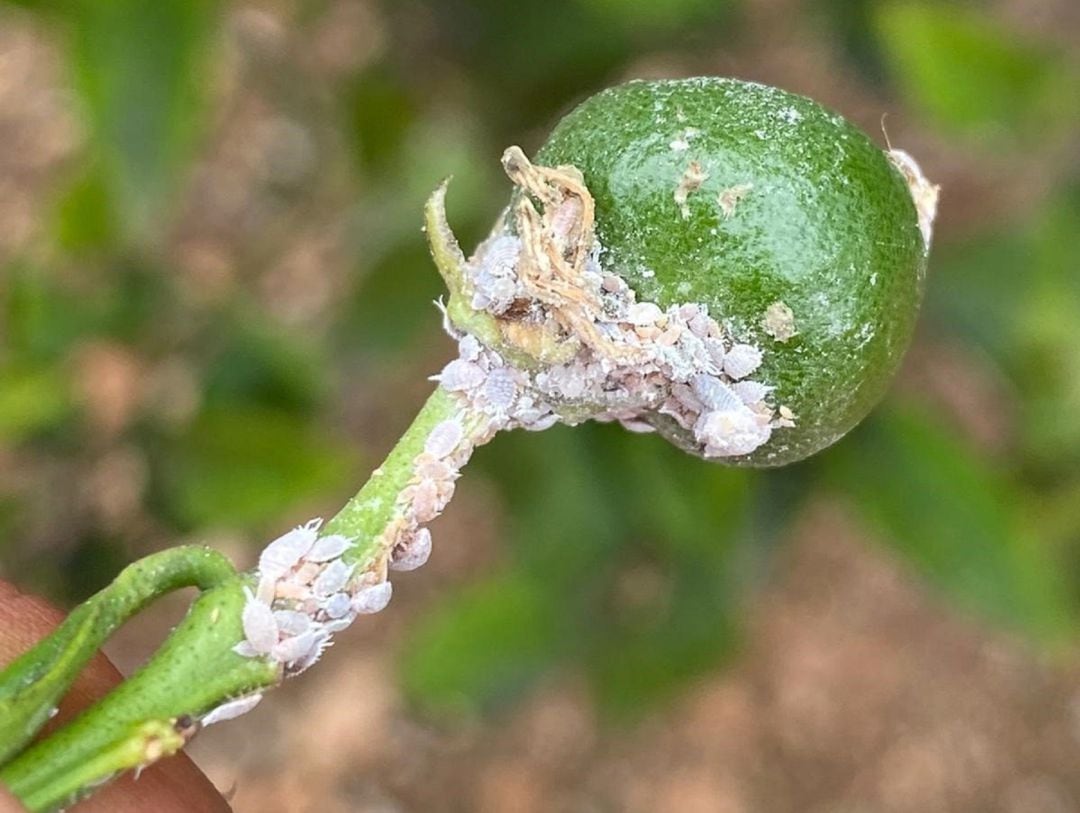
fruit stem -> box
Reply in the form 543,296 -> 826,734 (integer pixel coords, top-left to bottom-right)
0,386 -> 490,811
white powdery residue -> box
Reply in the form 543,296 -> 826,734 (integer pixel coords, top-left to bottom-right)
778,107 -> 803,125
312,559 -> 353,598
237,518 -> 399,676
237,265 -> 571,682
625,302 -> 664,326
544,364 -> 588,400
272,631 -> 318,665
691,374 -> 743,412
406,478 -> 442,524
855,322 -> 876,350
323,592 -> 353,620
669,127 -> 700,153
458,334 -> 482,361
429,149 -> 801,478
272,146 -> 779,698
483,367 -> 519,415
470,234 -> 522,314
273,610 -> 311,637
731,380 -> 772,406
414,454 -> 454,484
457,259 -> 788,460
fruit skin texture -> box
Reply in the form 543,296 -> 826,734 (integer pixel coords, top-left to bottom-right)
535,78 -> 928,466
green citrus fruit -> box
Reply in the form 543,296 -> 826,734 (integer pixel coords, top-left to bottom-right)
534,77 -> 930,466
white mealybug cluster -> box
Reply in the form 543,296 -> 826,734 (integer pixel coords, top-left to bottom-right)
435,235 -> 795,460
237,516 -> 397,675
236,378 -> 500,674
234,145 -> 803,686
378,407 -> 496,576
426,147 -> 798,462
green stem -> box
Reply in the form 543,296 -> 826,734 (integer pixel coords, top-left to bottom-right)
1,575 -> 273,811
0,546 -> 236,764
0,387 -> 467,812
12,720 -> 187,813
328,385 -> 462,566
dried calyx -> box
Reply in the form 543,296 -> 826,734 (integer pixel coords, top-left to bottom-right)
429,146 -> 797,459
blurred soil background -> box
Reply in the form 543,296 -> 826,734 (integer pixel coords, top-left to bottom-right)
2,0 -> 1080,810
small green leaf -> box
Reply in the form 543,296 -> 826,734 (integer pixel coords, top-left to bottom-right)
60,0 -> 221,243
924,229 -> 1030,359
400,570 -> 565,717
583,438 -> 766,717
159,408 -> 355,530
0,366 -> 72,441
202,320 -> 327,413
877,3 -> 1079,143
1013,187 -> 1080,468
3,263 -> 96,363
578,0 -> 727,31
828,405 -> 1075,638
52,165 -> 118,252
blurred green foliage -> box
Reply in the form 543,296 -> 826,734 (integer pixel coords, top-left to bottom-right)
877,3 -> 1079,144
1,0 -> 1078,721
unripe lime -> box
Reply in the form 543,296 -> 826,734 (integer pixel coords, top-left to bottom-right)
534,78 -> 930,466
